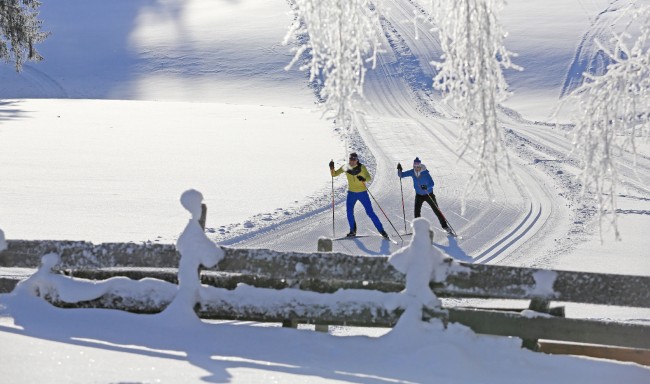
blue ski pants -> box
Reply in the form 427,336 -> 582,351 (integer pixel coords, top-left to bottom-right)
346,191 -> 384,233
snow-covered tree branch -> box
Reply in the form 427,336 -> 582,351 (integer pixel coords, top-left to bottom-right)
423,0 -> 519,204
563,4 -> 650,240
283,0 -> 383,137
0,0 -> 49,71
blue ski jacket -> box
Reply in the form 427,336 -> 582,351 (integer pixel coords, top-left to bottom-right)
399,164 -> 434,195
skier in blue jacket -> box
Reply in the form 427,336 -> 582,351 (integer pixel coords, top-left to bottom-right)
398,157 -> 450,232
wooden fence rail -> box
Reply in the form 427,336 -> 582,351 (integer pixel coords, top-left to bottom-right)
2,240 -> 650,308
1,239 -> 649,356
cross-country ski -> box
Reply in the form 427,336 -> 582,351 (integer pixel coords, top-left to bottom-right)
333,233 -> 399,244
332,234 -> 372,241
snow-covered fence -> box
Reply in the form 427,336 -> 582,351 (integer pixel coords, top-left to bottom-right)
2,240 -> 649,308
2,237 -> 650,352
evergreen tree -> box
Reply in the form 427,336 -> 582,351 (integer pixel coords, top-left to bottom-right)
0,0 -> 49,71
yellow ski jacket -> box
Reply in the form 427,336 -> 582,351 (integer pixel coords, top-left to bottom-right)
331,164 -> 372,192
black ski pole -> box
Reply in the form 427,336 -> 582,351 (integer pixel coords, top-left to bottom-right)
425,193 -> 457,236
330,161 -> 335,237
397,164 -> 407,234
362,181 -> 404,241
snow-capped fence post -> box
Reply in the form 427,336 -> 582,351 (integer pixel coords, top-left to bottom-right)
12,252 -> 61,298
521,297 -> 552,351
521,270 -> 566,350
388,218 -> 452,327
317,237 -> 333,252
160,190 -> 223,323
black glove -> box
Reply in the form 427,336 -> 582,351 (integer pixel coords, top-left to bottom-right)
420,184 -> 427,190
329,160 -> 334,169
397,162 -> 402,171
357,176 -> 366,182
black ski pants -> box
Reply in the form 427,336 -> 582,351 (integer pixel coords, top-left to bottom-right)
414,193 -> 448,229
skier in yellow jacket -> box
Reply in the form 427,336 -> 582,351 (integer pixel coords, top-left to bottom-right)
329,152 -> 388,238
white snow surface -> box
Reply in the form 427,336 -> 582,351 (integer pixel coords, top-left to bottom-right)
531,270 -> 558,297
1,0 -> 649,382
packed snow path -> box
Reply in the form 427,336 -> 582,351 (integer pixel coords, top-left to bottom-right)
220,2 -> 572,267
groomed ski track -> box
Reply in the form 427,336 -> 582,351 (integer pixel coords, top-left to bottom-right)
219,1 -> 577,267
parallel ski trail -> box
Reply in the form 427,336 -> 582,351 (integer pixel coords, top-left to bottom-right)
222,2 -> 570,264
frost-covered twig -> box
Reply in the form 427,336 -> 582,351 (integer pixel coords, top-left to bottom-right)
425,0 -> 520,208
563,4 -> 650,241
283,0 -> 384,138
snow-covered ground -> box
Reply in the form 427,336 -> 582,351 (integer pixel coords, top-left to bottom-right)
0,0 -> 649,382
0,98 -> 343,242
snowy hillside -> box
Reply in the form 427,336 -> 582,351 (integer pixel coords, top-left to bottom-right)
0,0 -> 313,105
560,0 -> 650,96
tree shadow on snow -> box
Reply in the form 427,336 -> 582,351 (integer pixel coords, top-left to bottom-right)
0,0 -> 159,99
434,235 -> 472,262
0,100 -> 27,122
1,298 -> 422,384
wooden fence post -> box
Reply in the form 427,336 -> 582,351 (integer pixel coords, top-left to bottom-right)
197,203 -> 208,279
521,297 -> 566,351
318,237 -> 333,252
282,319 -> 299,328
199,203 -> 207,230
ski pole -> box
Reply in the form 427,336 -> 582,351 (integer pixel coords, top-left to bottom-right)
331,176 -> 335,237
362,181 -> 404,242
397,165 -> 407,234
330,161 -> 335,237
425,193 -> 457,237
